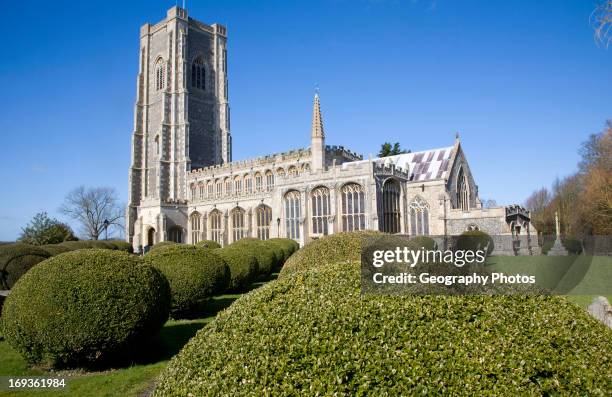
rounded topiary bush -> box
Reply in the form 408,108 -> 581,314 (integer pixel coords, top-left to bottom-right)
0,244 -> 51,290
41,244 -> 72,256
154,261 -> 612,396
58,241 -> 94,250
196,240 -> 222,249
409,235 -> 438,250
147,241 -> 177,253
269,238 -> 299,255
142,245 -> 229,318
280,231 -> 382,277
215,247 -> 259,291
454,230 -> 494,255
231,240 -> 277,275
0,250 -> 170,368
107,240 -> 133,253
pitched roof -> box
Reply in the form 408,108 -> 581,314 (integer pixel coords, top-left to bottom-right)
377,146 -> 454,181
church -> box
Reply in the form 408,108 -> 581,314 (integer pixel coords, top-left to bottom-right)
126,6 -> 538,254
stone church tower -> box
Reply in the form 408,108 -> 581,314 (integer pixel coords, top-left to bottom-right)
127,6 -> 230,244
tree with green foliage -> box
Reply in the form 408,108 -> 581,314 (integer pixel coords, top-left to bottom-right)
18,212 -> 76,245
378,142 -> 408,157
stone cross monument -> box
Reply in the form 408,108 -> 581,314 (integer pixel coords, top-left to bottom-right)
548,211 -> 568,256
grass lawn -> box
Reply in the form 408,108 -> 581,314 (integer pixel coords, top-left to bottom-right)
0,275 -> 278,397
486,255 -> 612,308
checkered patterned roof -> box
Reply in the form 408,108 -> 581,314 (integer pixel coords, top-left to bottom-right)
377,146 -> 454,181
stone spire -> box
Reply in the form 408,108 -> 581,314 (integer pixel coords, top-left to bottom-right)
310,91 -> 325,171
311,92 -> 325,138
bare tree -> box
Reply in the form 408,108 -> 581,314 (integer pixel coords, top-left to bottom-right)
60,186 -> 124,240
481,199 -> 497,208
592,0 -> 612,48
524,188 -> 550,213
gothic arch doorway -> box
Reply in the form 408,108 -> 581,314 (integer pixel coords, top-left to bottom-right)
147,228 -> 156,246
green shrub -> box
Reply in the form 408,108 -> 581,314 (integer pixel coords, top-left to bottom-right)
195,240 -> 222,249
264,240 -> 292,262
0,250 -> 170,368
562,236 -> 583,255
58,241 -> 95,250
0,244 -> 51,290
454,230 -> 494,255
142,245 -> 229,318
215,247 -> 259,291
409,235 -> 438,250
280,231 -> 382,277
107,240 -> 133,253
154,261 -> 612,396
40,244 -> 72,256
231,240 -> 277,275
147,241 -> 177,253
269,238 -> 299,255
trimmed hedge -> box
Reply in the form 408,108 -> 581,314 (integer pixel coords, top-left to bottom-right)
409,235 -> 438,250
269,238 -> 299,255
147,241 -> 177,253
280,231 -> 382,277
215,247 -> 259,291
0,244 -> 51,290
143,245 -> 229,318
0,250 -> 170,368
154,261 -> 612,396
196,240 -> 222,249
107,240 -> 133,253
40,244 -> 72,256
231,240 -> 277,275
454,230 -> 494,255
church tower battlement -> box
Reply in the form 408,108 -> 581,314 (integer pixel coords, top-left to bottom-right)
127,6 -> 230,243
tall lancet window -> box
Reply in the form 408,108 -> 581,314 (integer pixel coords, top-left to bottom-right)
155,58 -> 165,91
311,186 -> 330,236
381,179 -> 401,234
341,183 -> 365,232
256,205 -> 272,240
191,57 -> 205,90
190,212 -> 201,244
231,207 -> 247,242
210,210 -> 223,245
409,197 -> 430,236
457,168 -> 470,211
284,190 -> 301,240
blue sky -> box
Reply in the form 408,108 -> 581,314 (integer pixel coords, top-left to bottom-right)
0,0 -> 610,240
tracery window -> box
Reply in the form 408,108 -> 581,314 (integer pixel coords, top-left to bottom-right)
311,186 -> 330,235
215,180 -> 222,198
288,166 -> 298,177
234,176 -> 242,196
207,181 -> 213,198
266,171 -> 275,191
409,197 -> 429,236
191,57 -> 206,90
256,205 -> 272,240
255,172 -> 263,191
284,190 -> 301,240
224,177 -> 232,196
190,184 -> 196,201
244,175 -> 253,194
276,168 -> 286,178
198,183 -> 205,200
210,210 -> 223,244
155,58 -> 165,91
341,183 -> 366,232
381,179 -> 401,234
457,168 -> 470,211
231,207 -> 247,242
190,212 -> 201,244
